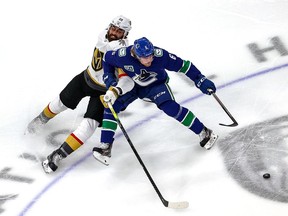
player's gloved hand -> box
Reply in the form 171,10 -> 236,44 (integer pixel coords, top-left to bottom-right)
107,39 -> 127,50
100,86 -> 122,108
194,74 -> 216,95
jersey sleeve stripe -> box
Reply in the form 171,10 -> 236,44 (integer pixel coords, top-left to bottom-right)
178,60 -> 191,74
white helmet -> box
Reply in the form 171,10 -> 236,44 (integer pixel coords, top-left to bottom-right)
110,15 -> 132,37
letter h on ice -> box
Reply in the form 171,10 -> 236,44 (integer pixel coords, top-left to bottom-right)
247,36 -> 288,62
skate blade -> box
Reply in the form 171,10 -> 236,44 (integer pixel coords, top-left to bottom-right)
204,133 -> 219,150
42,160 -> 53,174
92,152 -> 110,166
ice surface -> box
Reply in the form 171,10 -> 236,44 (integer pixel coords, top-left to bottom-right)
0,0 -> 288,215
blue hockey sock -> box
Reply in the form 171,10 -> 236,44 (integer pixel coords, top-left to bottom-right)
159,100 -> 204,134
100,108 -> 117,144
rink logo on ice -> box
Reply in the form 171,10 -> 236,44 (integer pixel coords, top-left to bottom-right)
0,130 -> 69,214
247,36 -> 288,62
0,194 -> 18,214
0,167 -> 34,214
218,115 -> 288,203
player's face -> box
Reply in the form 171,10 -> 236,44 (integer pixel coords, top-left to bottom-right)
107,25 -> 125,41
138,55 -> 154,67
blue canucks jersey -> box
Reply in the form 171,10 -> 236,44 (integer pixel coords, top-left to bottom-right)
100,44 -> 211,145
102,45 -> 202,88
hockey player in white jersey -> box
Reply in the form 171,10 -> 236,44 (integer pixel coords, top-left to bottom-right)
25,15 -> 132,173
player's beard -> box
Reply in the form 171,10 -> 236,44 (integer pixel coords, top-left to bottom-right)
107,33 -> 120,42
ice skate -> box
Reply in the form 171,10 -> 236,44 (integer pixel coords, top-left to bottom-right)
199,127 -> 218,150
42,149 -> 64,173
25,112 -> 50,134
92,143 -> 113,166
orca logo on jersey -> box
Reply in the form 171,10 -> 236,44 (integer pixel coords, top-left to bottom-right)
133,69 -> 158,86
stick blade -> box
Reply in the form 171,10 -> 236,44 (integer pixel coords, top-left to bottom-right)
219,122 -> 238,127
168,201 -> 189,209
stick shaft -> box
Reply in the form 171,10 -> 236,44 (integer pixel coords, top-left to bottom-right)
208,89 -> 238,127
212,93 -> 238,124
107,102 -> 169,207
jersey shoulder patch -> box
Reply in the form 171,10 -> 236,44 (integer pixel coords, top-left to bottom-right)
154,48 -> 163,57
117,47 -> 127,57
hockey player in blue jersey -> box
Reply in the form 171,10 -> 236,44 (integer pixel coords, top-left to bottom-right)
93,37 -> 218,165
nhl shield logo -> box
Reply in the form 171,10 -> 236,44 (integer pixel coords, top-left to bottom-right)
124,65 -> 134,72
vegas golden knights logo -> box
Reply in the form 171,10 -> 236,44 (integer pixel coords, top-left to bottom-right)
91,48 -> 104,71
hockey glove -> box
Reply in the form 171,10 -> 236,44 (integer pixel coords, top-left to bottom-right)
100,86 -> 122,108
194,74 -> 216,95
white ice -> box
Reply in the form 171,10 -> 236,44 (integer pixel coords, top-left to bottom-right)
1,0 -> 288,215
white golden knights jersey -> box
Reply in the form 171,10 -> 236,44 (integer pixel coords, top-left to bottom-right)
84,30 -> 129,91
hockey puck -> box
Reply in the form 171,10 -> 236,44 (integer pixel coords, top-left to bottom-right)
263,173 -> 270,179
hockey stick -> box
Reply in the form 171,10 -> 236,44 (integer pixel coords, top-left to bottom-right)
107,102 -> 189,209
208,89 -> 238,127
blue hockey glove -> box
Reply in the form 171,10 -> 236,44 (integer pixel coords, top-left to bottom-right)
194,74 -> 216,95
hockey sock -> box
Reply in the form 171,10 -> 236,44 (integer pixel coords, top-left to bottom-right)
42,105 -> 57,119
37,105 -> 56,124
61,133 -> 84,155
46,95 -> 68,119
100,108 -> 118,144
60,118 -> 99,155
159,100 -> 204,134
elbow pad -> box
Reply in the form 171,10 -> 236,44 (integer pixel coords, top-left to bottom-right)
116,76 -> 135,95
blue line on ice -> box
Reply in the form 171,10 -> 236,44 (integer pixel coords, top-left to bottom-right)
18,62 -> 288,216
